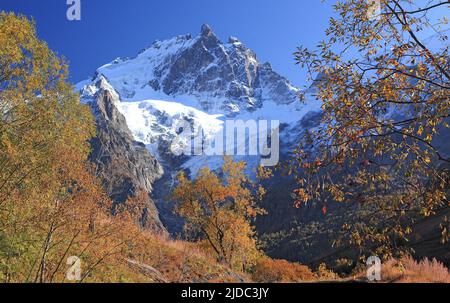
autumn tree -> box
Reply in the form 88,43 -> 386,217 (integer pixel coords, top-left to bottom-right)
0,12 -> 140,282
172,158 -> 266,270
292,0 -> 449,258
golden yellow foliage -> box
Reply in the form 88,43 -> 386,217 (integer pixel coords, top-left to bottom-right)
172,157 -> 265,271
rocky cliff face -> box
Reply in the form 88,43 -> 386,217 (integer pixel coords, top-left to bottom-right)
156,24 -> 301,113
86,78 -> 166,234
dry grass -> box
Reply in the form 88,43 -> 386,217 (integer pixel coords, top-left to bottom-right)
363,255 -> 450,283
121,233 -> 249,283
389,256 -> 449,283
251,257 -> 317,282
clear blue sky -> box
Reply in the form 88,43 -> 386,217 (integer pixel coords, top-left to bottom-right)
0,0 -> 336,87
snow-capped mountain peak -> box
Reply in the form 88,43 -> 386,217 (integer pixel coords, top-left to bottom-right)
80,24 -> 304,116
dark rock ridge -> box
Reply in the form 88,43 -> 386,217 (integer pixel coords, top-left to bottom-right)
87,78 -> 166,235
159,27 -> 302,113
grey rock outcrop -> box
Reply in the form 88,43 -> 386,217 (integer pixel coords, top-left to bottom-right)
158,25 -> 301,114
87,79 -> 166,234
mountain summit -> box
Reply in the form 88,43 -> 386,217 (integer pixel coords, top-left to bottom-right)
79,24 -> 305,116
